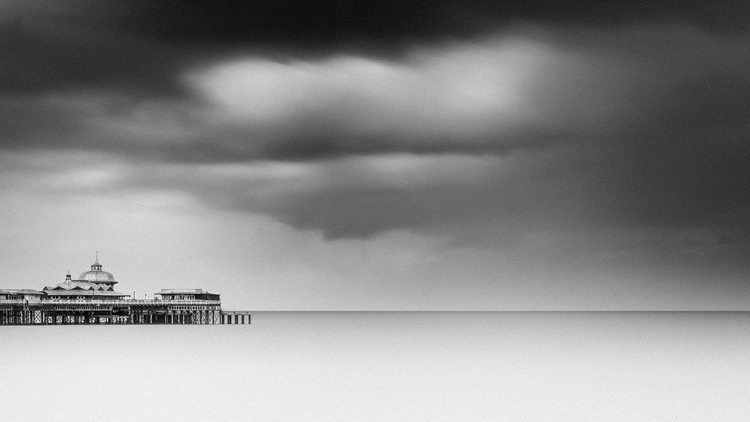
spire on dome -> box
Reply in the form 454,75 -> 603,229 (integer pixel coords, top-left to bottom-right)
91,252 -> 102,271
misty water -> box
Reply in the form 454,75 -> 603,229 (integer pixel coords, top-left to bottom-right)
2,312 -> 749,421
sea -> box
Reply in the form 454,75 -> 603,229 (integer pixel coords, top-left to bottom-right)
2,312 -> 749,421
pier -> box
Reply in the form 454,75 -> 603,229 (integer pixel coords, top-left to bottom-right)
1,257 -> 252,325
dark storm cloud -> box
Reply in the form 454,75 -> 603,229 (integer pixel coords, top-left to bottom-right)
3,0 -> 750,243
0,1 -> 190,96
125,0 -> 750,50
3,0 -> 748,97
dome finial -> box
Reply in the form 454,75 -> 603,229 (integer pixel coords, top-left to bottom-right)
92,251 -> 102,270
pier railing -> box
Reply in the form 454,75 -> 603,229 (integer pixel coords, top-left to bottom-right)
0,299 -> 221,306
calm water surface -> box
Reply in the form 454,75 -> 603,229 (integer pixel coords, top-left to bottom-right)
2,312 -> 749,421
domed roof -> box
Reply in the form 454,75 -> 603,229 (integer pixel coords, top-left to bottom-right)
78,256 -> 118,284
79,269 -> 117,283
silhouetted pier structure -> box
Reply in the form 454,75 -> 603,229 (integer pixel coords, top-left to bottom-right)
0,254 -> 250,325
1,257 -> 252,325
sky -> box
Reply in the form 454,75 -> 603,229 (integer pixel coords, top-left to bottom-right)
1,0 -> 750,310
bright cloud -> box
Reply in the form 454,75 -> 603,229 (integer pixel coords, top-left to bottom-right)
184,38 -> 546,147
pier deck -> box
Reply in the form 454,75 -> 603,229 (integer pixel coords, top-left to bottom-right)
0,299 -> 250,325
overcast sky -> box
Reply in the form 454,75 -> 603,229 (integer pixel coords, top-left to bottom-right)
2,0 -> 750,310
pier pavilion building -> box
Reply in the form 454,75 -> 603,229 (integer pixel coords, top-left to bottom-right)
0,256 -> 249,325
42,258 -> 128,300
156,289 -> 221,301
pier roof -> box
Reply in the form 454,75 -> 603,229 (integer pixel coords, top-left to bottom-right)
2,289 -> 46,295
157,289 -> 209,294
45,280 -> 114,291
43,279 -> 127,298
